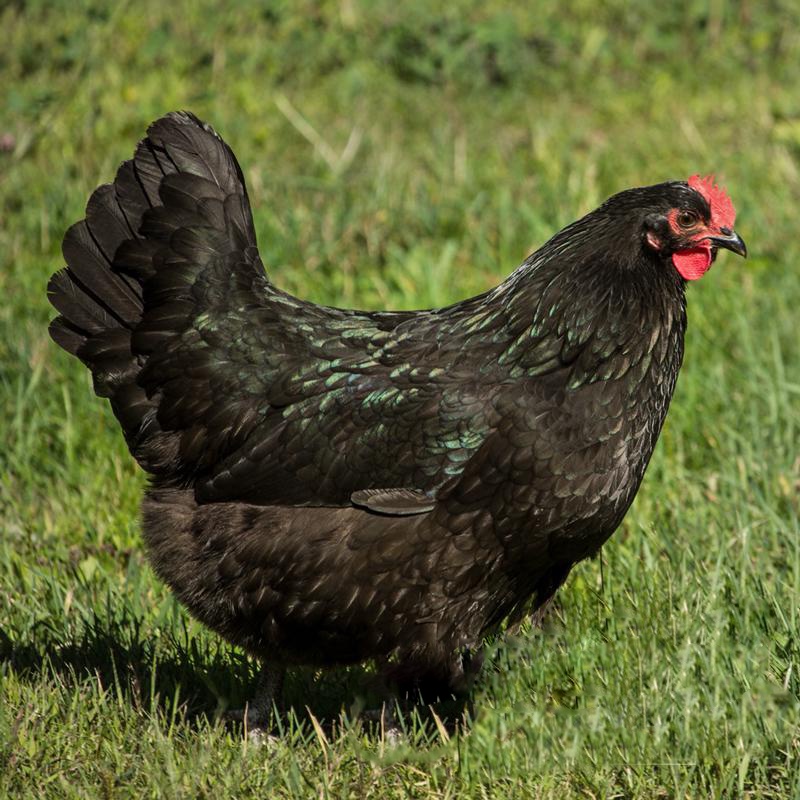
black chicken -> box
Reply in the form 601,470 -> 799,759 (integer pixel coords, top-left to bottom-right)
48,112 -> 746,724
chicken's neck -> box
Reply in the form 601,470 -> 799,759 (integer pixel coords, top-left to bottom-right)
484,226 -> 688,393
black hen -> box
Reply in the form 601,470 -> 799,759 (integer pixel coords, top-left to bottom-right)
48,113 -> 746,718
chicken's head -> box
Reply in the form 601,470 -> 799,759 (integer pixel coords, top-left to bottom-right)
643,174 -> 746,280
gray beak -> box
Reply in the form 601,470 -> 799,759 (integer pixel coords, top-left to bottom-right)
707,229 -> 747,258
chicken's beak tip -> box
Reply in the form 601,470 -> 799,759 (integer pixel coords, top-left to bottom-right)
709,230 -> 747,259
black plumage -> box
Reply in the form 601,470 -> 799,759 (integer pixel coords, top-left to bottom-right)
48,113 -> 746,714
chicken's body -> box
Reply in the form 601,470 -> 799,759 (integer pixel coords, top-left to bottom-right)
48,113 -> 745,703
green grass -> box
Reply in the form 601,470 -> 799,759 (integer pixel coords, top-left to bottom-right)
2,1 -> 800,796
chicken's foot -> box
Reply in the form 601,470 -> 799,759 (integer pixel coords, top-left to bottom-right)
226,661 -> 286,738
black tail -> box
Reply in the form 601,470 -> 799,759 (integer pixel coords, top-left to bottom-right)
48,112 -> 257,477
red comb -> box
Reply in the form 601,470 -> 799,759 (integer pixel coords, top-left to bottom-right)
688,174 -> 736,230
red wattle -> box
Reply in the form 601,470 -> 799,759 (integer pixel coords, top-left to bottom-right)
672,247 -> 712,281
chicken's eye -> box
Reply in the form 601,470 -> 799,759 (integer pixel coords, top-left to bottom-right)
677,210 -> 699,228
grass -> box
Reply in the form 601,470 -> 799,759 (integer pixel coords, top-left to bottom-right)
2,0 -> 800,796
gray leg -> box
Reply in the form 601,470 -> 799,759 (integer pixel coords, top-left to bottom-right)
227,662 -> 285,731
362,700 -> 403,745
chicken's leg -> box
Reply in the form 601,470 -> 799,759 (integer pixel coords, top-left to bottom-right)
362,700 -> 403,744
227,662 -> 285,732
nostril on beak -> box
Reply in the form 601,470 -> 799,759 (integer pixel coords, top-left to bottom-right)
719,226 -> 732,236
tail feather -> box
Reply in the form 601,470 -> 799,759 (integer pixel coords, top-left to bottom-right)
113,160 -> 155,230
86,184 -> 137,258
47,289 -> 90,355
48,111 -> 254,477
60,220 -> 142,320
48,266 -> 122,347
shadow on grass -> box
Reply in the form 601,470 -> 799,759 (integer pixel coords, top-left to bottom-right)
0,616 -> 472,738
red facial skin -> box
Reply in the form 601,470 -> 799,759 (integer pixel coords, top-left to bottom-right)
670,175 -> 737,281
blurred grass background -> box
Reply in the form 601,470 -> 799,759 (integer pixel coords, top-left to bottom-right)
2,1 -> 800,797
